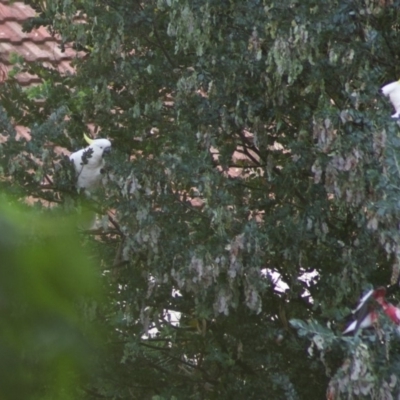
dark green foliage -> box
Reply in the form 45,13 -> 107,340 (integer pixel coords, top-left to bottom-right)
2,0 -> 400,398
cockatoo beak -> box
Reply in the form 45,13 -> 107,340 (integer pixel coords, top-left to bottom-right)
103,147 -> 111,155
83,133 -> 94,145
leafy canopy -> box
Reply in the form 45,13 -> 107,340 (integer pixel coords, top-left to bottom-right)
2,0 -> 400,398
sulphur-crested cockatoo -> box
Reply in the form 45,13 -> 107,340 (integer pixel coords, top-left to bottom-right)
70,134 -> 111,190
381,80 -> 400,118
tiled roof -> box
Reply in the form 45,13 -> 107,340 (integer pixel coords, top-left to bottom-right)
0,0 -> 255,180
0,0 -> 78,86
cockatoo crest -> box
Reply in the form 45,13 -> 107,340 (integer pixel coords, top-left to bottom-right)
381,79 -> 400,118
69,134 -> 111,190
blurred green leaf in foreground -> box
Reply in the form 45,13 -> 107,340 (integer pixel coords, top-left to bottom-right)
0,198 -> 102,400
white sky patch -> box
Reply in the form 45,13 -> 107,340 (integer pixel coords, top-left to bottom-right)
264,268 -> 319,301
145,289 -> 182,338
298,269 -> 319,302
263,268 -> 289,293
144,270 -> 319,339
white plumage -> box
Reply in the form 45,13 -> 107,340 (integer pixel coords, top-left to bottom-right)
381,80 -> 400,118
69,135 -> 111,190
343,312 -> 375,335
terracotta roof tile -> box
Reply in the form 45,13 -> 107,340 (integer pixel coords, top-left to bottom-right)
0,0 -> 79,86
0,22 -> 23,42
0,2 -> 35,21
15,125 -> 31,140
0,21 -> 53,44
55,60 -> 76,74
13,70 -> 42,85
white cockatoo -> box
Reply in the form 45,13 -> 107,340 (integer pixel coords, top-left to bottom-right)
69,133 -> 111,190
381,80 -> 400,118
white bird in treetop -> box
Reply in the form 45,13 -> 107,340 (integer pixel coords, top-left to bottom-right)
343,287 -> 400,335
381,79 -> 400,118
69,133 -> 111,190
343,287 -> 385,335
